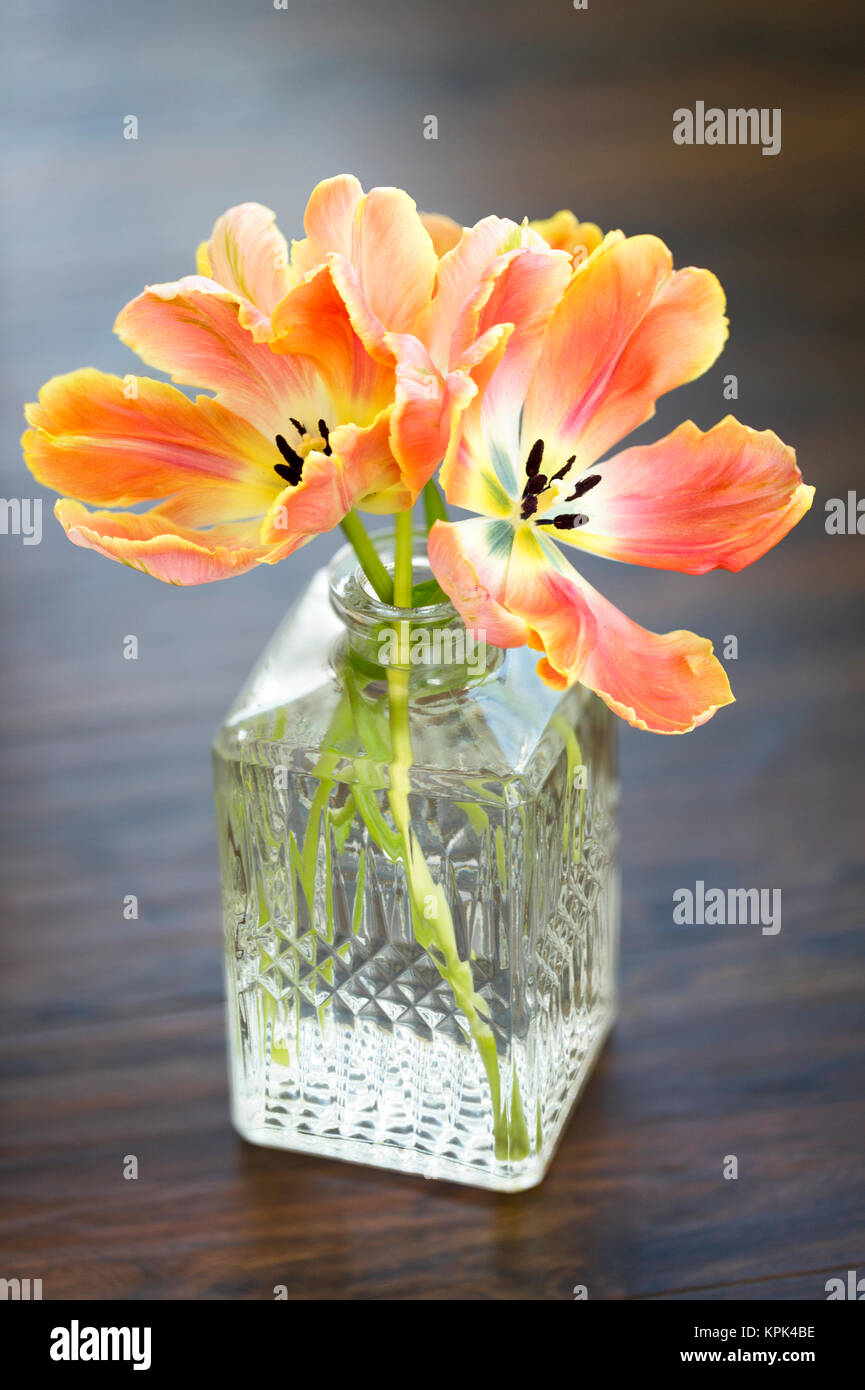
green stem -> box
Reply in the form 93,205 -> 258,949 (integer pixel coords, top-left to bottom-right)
384,514 -> 528,1162
551,714 -> 586,861
297,505 -> 528,1162
422,479 -> 449,532
298,694 -> 358,905
393,509 -> 414,606
340,510 -> 394,604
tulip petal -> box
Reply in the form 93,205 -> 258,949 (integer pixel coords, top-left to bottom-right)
341,183 -> 439,332
414,216 -> 544,372
260,409 -> 406,546
431,521 -> 595,667
196,202 -> 294,339
503,526 -> 600,681
290,175 -> 438,343
559,566 -> 734,733
269,263 -> 394,424
419,211 -> 463,257
428,519 -> 530,648
115,277 -> 329,440
529,210 -> 603,260
23,369 -> 280,522
290,174 -> 365,276
524,233 -> 728,476
54,499 -> 290,585
556,417 -> 814,573
435,246 -> 573,515
329,408 -> 412,515
431,518 -> 733,733
462,245 -> 573,458
260,460 -> 350,550
386,329 -> 504,500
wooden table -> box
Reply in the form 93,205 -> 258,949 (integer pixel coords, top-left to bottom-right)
1,0 -> 863,1299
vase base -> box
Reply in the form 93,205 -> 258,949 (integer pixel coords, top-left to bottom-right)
232,1012 -> 615,1193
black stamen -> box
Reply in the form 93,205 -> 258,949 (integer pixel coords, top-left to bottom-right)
550,454 -> 577,483
274,434 -> 304,487
289,417 -> 306,437
520,494 -> 539,519
566,473 -> 602,501
522,472 -> 548,499
275,434 -> 303,467
536,512 -> 590,530
318,419 -> 332,457
525,439 -> 545,477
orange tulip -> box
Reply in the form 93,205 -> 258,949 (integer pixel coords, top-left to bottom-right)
420,233 -> 813,732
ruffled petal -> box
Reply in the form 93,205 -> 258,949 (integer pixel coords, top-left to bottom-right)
115,277 -> 329,440
329,408 -> 411,515
523,233 -> 728,476
430,518 -> 733,733
419,207 -> 602,262
555,417 -> 814,573
196,202 -> 294,340
23,369 -> 280,522
54,499 -> 291,585
430,520 -> 596,667
260,459 -> 349,550
290,175 -> 438,345
559,566 -> 734,733
386,329 -> 506,501
290,174 -> 365,276
529,209 -> 604,260
413,216 -> 540,372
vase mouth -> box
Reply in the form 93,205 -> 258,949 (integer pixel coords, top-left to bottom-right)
328,528 -> 502,685
328,527 -> 457,632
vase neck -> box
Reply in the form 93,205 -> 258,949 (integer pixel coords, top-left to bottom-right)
328,531 -> 499,684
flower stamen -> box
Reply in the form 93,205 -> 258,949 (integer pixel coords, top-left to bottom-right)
536,512 -> 590,530
274,434 -> 305,487
565,473 -> 601,502
524,438 -> 545,476
274,416 -> 334,486
526,462 -> 600,529
550,454 -> 576,483
520,439 -> 548,518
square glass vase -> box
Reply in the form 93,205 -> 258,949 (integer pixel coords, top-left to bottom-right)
213,536 -> 619,1192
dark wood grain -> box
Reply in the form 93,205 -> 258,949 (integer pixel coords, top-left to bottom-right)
1,0 -> 864,1300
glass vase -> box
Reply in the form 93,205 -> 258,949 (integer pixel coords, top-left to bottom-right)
213,533 -> 619,1192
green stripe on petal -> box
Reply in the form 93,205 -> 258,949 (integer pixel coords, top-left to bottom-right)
484,518 -> 517,561
480,467 -> 515,516
488,438 -> 519,498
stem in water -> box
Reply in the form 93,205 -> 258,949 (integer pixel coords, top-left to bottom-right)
385,510 -> 528,1160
